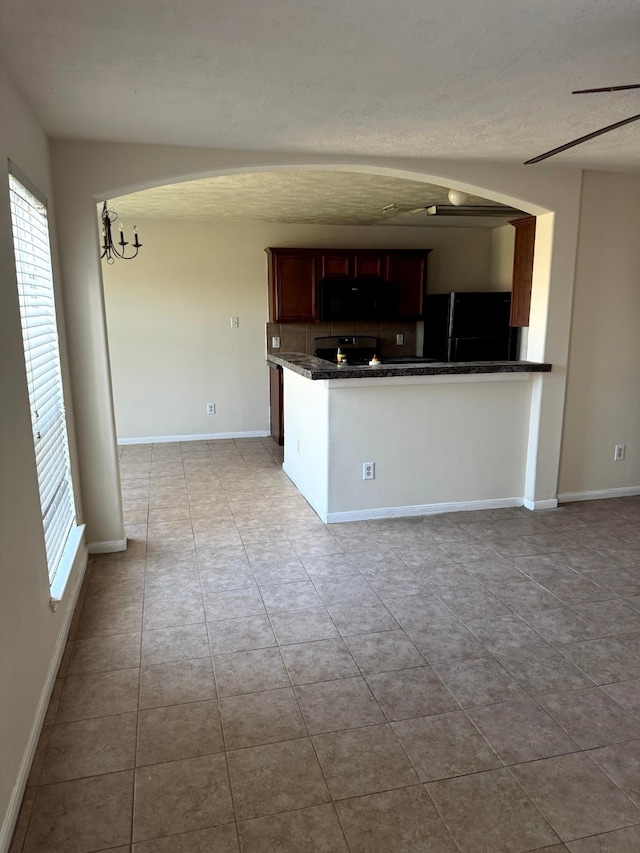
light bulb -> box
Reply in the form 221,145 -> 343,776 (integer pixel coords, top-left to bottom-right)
447,189 -> 468,206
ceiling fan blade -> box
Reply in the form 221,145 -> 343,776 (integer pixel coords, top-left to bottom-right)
426,205 -> 525,217
524,113 -> 640,164
572,84 -> 640,94
377,203 -> 435,218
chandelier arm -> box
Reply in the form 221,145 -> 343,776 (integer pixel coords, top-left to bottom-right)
100,200 -> 142,261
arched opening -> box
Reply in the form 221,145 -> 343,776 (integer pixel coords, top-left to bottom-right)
54,144 -> 578,547
97,164 -> 553,445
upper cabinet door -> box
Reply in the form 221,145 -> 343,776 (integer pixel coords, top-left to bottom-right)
509,216 -> 536,327
267,249 -> 318,322
321,253 -> 351,278
266,247 -> 431,323
354,252 -> 387,279
387,251 -> 430,320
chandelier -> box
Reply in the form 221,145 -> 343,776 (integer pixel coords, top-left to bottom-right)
100,201 -> 142,263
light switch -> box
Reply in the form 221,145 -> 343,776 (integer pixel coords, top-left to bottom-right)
231,317 -> 239,328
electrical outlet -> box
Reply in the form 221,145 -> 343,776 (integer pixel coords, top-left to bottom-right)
231,317 -> 239,328
363,462 -> 375,480
396,333 -> 404,346
614,444 -> 625,461
206,403 -> 215,415
272,336 -> 281,349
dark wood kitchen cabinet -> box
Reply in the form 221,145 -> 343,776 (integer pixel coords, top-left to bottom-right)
321,252 -> 351,278
387,250 -> 430,320
266,248 -> 319,322
353,251 -> 387,279
509,216 -> 536,327
269,364 -> 284,444
321,250 -> 388,280
266,247 -> 430,322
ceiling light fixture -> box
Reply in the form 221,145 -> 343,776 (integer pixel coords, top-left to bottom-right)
426,204 -> 524,217
447,189 -> 468,206
100,201 -> 142,263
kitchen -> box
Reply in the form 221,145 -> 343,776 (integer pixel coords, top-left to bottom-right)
101,172 -> 525,445
100,175 -> 551,522
264,237 -> 550,522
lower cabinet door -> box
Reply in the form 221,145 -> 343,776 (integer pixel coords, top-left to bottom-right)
269,365 -> 284,445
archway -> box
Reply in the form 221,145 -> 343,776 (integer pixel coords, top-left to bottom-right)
49,141 -> 582,547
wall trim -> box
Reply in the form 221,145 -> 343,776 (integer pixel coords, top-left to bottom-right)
325,496 -> 525,523
282,467 -> 528,523
117,431 -> 270,445
523,498 -> 559,511
557,486 -> 640,504
282,463 -> 328,523
0,549 -> 88,853
88,539 -> 127,554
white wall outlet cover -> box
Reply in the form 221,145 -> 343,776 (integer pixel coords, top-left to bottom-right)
272,336 -> 281,348
396,333 -> 404,346
614,444 -> 625,461
231,317 -> 239,328
363,462 -> 375,480
206,403 -> 215,415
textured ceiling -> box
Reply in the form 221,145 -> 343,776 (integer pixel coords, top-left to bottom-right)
109,171 -> 512,226
1,0 -> 639,169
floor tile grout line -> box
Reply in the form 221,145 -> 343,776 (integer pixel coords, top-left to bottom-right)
12,781 -> 39,853
417,782 -> 467,853
201,567 -> 242,835
580,747 -> 640,828
130,466 -> 151,852
22,444 -> 640,851
501,763 -> 565,848
213,439 -> 336,842
505,753 -> 640,845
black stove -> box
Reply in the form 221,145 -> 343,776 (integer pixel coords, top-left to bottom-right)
314,335 -> 378,365
313,335 -> 436,366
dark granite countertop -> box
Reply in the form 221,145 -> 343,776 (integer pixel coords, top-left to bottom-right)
267,353 -> 552,380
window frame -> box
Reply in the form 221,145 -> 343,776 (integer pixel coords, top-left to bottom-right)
8,163 -> 84,605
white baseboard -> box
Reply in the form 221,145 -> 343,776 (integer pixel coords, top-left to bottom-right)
282,464 -> 328,522
325,496 -> 525,523
523,498 -> 559,511
0,549 -> 88,853
557,486 -> 640,504
118,431 -> 270,445
88,539 -> 127,554
283,466 -> 527,523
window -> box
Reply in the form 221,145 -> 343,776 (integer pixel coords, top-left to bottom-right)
9,168 -> 78,591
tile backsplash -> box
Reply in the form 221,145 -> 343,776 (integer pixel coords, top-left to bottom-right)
266,321 -> 418,358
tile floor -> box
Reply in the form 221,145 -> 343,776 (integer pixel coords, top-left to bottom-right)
10,438 -> 640,852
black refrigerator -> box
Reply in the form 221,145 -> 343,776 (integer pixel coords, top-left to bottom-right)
423,291 -> 519,362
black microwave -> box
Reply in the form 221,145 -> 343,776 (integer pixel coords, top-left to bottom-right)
319,278 -> 391,321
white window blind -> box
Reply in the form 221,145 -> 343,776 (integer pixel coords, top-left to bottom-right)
9,171 -> 77,585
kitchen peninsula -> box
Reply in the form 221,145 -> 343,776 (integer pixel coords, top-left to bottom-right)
267,352 -> 551,523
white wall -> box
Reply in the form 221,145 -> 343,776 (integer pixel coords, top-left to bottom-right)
102,219 -> 496,440
50,140 -> 586,515
558,172 -> 640,498
283,370 -> 532,519
327,376 -> 531,514
283,370 -> 330,511
0,66 -> 87,850
102,219 -> 270,440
